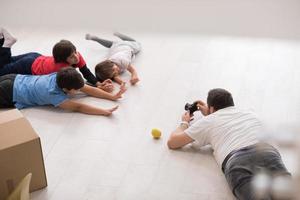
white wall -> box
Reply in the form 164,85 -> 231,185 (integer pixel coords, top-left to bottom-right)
1,0 -> 300,39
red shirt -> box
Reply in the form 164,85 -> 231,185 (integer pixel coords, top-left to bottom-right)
31,52 -> 86,75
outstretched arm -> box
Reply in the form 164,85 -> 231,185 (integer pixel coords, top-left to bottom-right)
127,65 -> 140,85
167,112 -> 194,149
80,83 -> 126,101
79,65 -> 98,85
113,75 -> 125,85
58,99 -> 118,116
79,66 -> 114,93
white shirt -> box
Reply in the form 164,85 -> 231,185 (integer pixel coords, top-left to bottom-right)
185,106 -> 261,168
107,40 -> 141,73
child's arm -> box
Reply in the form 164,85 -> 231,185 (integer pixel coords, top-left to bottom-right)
58,99 -> 118,116
127,65 -> 140,85
79,66 -> 114,93
80,83 -> 126,101
113,75 -> 125,85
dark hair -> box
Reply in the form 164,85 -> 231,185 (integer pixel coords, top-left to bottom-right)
95,60 -> 115,81
52,40 -> 76,63
56,67 -> 84,90
207,88 -> 234,111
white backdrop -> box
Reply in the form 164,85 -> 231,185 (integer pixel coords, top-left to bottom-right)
1,0 -> 300,39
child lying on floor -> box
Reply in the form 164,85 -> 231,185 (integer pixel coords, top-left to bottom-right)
86,32 -> 141,85
0,27 -> 114,92
0,67 -> 126,116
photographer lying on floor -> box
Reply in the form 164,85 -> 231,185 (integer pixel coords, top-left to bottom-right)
167,88 -> 291,200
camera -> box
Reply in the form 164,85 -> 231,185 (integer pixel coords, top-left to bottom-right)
184,102 -> 198,115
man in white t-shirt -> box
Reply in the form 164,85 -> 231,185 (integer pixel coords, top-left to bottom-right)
167,88 -> 290,200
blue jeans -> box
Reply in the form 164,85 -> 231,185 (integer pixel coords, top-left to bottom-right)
0,47 -> 41,76
222,143 -> 291,200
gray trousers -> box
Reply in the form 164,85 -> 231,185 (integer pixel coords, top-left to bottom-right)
222,143 -> 291,200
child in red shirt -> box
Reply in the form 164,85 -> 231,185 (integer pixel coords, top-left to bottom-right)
0,28 -> 113,92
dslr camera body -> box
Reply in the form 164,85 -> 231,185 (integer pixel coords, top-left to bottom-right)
184,102 -> 198,115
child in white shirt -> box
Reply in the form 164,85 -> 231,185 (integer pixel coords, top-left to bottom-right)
86,32 -> 141,85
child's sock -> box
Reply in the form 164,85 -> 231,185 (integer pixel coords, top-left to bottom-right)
2,28 -> 17,48
85,33 -> 113,48
85,33 -> 93,40
113,32 -> 136,41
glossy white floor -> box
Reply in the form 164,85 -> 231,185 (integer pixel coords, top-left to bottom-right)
3,29 -> 296,200
2,0 -> 300,199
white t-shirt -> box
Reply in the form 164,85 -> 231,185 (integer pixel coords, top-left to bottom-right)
185,106 -> 261,168
107,41 -> 141,73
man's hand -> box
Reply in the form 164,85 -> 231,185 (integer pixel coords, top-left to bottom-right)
182,112 -> 192,122
195,100 -> 209,116
167,112 -> 194,149
97,79 -> 114,93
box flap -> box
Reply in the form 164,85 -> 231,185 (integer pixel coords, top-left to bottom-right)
0,110 -> 38,150
0,109 -> 23,124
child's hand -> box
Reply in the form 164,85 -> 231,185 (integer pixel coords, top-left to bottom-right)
112,83 -> 127,100
120,82 -> 126,90
98,79 -> 114,93
102,79 -> 113,85
130,76 -> 140,85
103,105 -> 119,116
98,84 -> 114,93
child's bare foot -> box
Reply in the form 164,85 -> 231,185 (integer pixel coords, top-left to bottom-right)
1,28 -> 17,48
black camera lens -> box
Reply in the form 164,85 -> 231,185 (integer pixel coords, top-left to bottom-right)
184,102 -> 198,115
184,103 -> 191,111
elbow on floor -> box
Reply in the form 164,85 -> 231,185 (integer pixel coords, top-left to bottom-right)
167,139 -> 177,150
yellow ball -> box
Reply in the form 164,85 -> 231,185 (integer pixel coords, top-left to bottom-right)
151,128 -> 161,139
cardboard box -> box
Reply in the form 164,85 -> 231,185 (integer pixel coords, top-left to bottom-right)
0,109 -> 47,200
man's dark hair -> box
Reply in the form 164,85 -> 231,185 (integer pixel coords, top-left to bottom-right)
56,67 -> 84,90
95,60 -> 115,81
207,88 -> 234,111
52,40 -> 76,63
